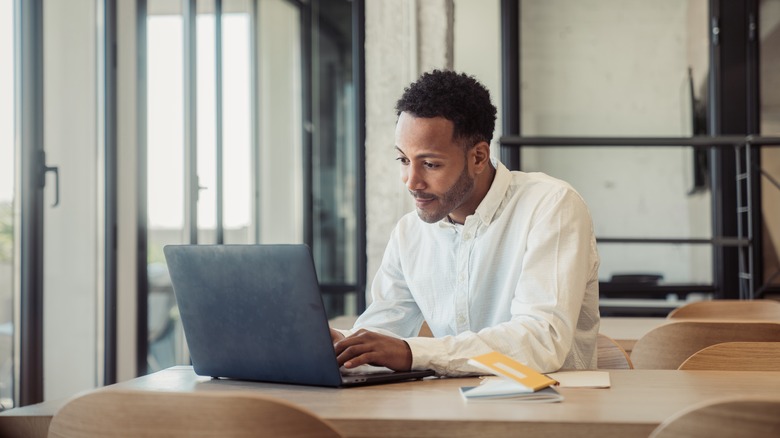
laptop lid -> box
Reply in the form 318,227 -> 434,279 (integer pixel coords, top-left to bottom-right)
163,244 -> 433,387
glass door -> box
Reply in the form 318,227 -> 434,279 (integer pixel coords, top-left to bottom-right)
4,0 -> 107,407
309,0 -> 361,318
41,0 -> 102,401
0,0 -> 14,411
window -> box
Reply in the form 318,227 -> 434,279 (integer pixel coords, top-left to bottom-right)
146,3 -> 186,373
309,0 -> 362,317
141,0 -> 364,373
0,0 -> 14,411
145,0 -> 258,373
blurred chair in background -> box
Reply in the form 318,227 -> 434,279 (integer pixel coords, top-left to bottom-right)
597,333 -> 633,369
678,341 -> 780,371
667,299 -> 780,320
630,321 -> 780,369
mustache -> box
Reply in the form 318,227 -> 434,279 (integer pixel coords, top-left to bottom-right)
409,190 -> 437,200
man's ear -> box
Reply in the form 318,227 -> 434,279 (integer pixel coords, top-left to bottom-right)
471,141 -> 491,174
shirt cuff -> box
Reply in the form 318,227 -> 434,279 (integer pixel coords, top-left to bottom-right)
406,337 -> 446,372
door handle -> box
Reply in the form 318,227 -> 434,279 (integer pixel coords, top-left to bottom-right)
39,150 -> 60,207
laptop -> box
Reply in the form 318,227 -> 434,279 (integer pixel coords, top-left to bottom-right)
163,244 -> 435,387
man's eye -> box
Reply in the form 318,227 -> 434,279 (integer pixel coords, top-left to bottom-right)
396,157 -> 409,165
423,162 -> 439,169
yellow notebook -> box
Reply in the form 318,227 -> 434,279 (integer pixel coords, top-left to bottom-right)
460,352 -> 562,402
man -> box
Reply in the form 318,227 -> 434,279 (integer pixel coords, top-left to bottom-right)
332,70 -> 600,376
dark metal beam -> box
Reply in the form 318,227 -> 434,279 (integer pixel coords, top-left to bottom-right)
136,0 -> 149,377
352,0 -> 366,312
500,135 -> 780,147
301,3 -> 313,248
183,0 -> 198,245
500,0 -> 520,170
16,0 -> 45,407
215,0 -> 224,244
98,0 -> 118,386
709,0 -> 762,298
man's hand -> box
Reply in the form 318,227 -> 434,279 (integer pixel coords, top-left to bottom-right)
330,328 -> 346,344
333,329 -> 412,371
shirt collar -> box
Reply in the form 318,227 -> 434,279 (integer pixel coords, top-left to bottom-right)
436,159 -> 511,229
473,159 -> 511,226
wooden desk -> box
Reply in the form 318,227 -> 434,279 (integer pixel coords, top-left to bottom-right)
4,366 -> 780,438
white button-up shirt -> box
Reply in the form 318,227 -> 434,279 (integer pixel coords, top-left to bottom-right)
350,161 -> 600,375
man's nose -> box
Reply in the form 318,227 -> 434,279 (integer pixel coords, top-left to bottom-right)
404,165 -> 425,191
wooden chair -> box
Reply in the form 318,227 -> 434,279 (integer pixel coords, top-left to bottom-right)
678,341 -> 780,371
649,396 -> 780,438
596,333 -> 633,369
418,321 -> 433,337
630,321 -> 780,369
48,389 -> 343,438
667,299 -> 780,320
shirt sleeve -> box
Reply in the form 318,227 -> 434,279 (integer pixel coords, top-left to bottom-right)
407,188 -> 598,375
347,224 -> 426,339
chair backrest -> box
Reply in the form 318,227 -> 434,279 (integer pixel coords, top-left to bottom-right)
630,321 -> 780,369
48,389 -> 343,438
419,321 -> 433,337
596,333 -> 633,369
678,341 -> 780,371
667,299 -> 780,320
649,396 -> 780,438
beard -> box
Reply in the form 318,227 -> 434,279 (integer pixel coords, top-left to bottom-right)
411,164 -> 475,224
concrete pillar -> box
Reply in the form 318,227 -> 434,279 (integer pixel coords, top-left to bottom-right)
364,0 -> 454,299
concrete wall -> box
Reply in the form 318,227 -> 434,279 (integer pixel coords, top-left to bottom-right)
364,0 -> 454,291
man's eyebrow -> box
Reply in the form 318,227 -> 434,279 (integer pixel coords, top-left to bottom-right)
393,146 -> 447,159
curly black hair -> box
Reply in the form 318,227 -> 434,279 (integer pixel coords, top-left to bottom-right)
395,69 -> 497,146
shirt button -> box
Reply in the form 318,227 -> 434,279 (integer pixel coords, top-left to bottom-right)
463,233 -> 472,240
458,273 -> 466,282
457,314 -> 466,324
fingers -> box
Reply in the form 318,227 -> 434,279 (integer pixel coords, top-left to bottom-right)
333,330 -> 412,371
333,329 -> 371,366
337,344 -> 375,369
330,328 -> 346,344
333,329 -> 369,354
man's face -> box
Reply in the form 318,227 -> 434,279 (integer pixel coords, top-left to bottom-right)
394,112 -> 476,224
